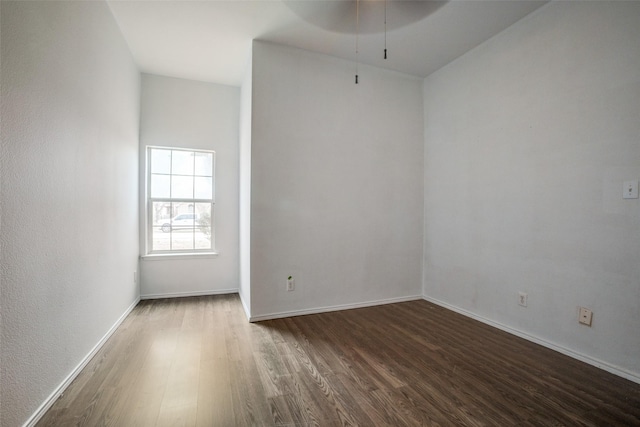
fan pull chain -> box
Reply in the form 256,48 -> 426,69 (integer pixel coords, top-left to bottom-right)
384,0 -> 388,59
355,0 -> 360,84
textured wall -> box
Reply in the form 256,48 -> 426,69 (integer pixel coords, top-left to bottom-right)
250,42 -> 424,319
139,74 -> 240,297
0,2 -> 140,426
423,1 -> 640,380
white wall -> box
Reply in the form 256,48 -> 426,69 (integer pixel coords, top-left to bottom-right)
239,57 -> 252,316
139,74 -> 240,298
423,1 -> 640,380
0,2 -> 140,426
250,41 -> 424,320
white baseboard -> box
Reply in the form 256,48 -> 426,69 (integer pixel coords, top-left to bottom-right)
239,292 -> 251,321
422,295 -> 640,385
140,288 -> 239,300
24,297 -> 140,427
249,295 -> 423,322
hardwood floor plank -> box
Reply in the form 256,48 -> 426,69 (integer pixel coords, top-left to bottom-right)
318,308 -> 515,424
156,329 -> 202,426
375,303 -> 597,423
37,295 -> 640,427
276,327 -> 362,426
195,357 -> 233,427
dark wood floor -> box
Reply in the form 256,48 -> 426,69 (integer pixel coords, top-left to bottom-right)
38,294 -> 640,426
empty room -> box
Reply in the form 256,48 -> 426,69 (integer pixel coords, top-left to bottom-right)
1,1 -> 639,426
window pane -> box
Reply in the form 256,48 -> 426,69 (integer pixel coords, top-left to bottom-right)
194,176 -> 212,200
195,227 -> 211,249
150,149 -> 171,174
150,174 -> 170,198
194,152 -> 213,176
195,203 -> 212,250
172,150 -> 194,176
171,175 -> 193,199
171,228 -> 195,251
151,202 -> 172,251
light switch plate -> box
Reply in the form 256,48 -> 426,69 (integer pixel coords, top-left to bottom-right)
623,180 -> 638,199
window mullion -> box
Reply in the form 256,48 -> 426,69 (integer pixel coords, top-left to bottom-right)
192,152 -> 196,251
149,198 -> 213,204
168,150 -> 173,252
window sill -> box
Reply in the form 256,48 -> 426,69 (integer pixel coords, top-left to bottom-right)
141,252 -> 219,261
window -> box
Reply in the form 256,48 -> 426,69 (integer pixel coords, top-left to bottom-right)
146,147 -> 215,254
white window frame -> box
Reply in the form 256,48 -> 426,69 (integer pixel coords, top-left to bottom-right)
145,146 -> 216,256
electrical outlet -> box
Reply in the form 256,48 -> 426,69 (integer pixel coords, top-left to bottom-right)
133,271 -> 137,284
286,276 -> 295,292
518,292 -> 528,307
579,307 -> 593,326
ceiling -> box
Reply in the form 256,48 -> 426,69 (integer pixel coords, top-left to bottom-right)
107,0 -> 548,87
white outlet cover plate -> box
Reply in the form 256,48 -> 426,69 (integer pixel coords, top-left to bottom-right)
579,307 -> 593,326
623,180 -> 638,199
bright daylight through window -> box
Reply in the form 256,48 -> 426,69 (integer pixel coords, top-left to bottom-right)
147,147 -> 215,254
